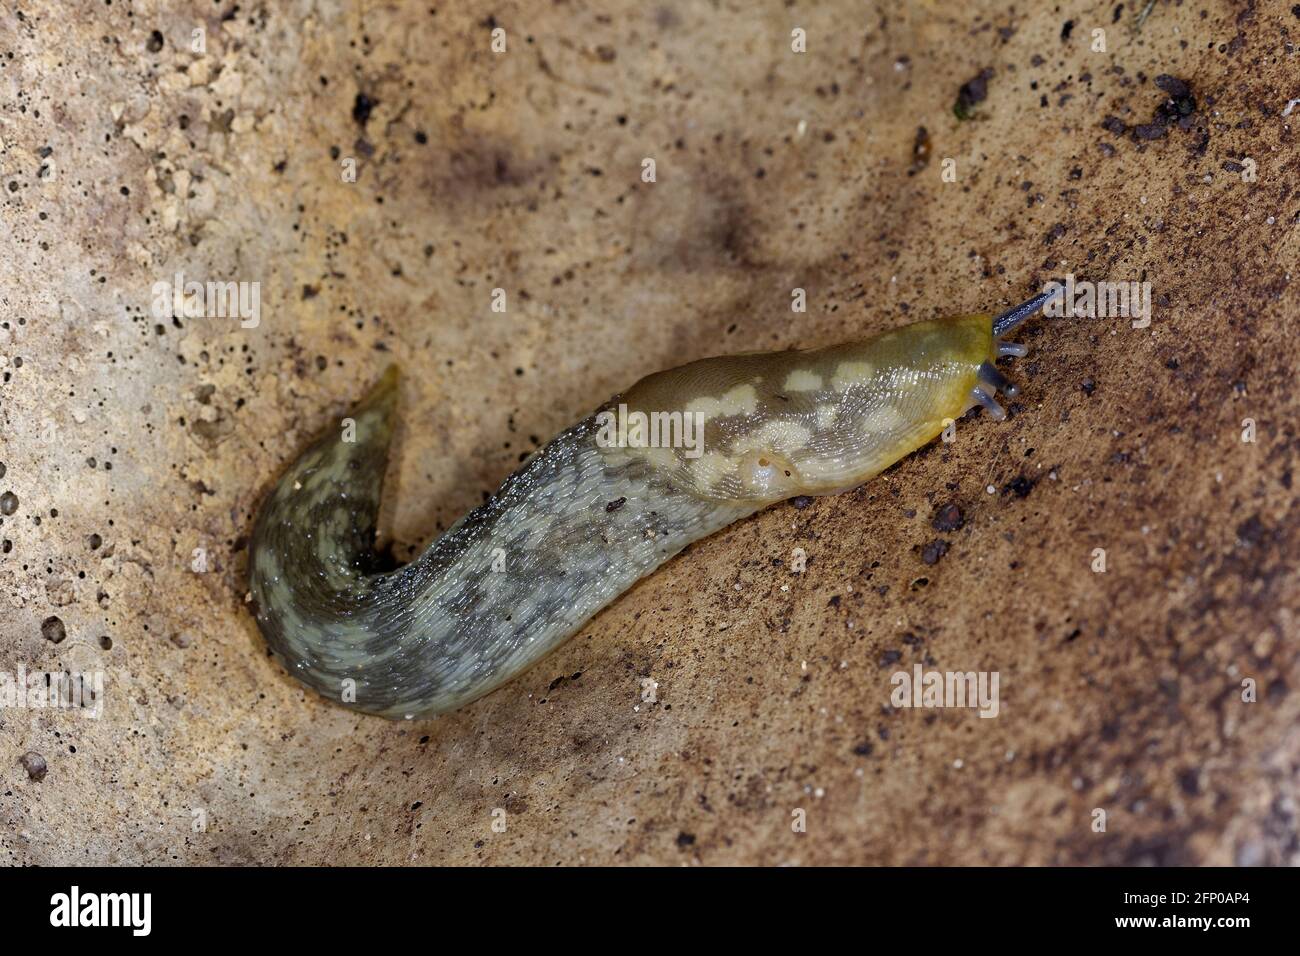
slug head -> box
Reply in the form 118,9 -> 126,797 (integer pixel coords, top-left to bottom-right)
601,313 -> 1003,503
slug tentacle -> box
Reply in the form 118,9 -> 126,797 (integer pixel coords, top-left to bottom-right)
249,292 -> 1046,717
969,384 -> 1007,421
992,288 -> 1054,337
977,361 -> 1019,398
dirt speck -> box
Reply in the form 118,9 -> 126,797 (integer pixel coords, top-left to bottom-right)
921,539 -> 950,565
954,68 -> 993,120
352,92 -> 377,126
932,502 -> 964,532
1002,475 -> 1037,499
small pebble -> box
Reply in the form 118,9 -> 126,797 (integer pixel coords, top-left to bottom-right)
20,752 -> 47,782
41,616 -> 66,644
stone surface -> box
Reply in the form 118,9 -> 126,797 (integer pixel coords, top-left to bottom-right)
0,1 -> 1296,865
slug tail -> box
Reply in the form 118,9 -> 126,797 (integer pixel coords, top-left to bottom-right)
248,365 -> 402,698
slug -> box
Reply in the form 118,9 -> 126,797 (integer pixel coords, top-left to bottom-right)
249,291 -> 1050,718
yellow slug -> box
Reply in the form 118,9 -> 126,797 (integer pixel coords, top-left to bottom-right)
247,291 -> 1049,718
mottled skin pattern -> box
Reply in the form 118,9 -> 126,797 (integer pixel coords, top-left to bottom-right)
619,314 -> 996,501
249,309 -> 1032,717
250,369 -> 754,716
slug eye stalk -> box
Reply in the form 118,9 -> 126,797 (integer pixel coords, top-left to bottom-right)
992,288 -> 1054,338
969,288 -> 1051,419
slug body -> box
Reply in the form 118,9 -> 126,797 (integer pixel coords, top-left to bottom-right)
249,295 -> 1046,718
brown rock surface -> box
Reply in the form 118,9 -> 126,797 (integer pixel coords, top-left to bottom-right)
1,1 -> 1296,865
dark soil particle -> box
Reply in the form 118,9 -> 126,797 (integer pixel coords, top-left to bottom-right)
1133,124 -> 1167,140
1234,515 -> 1267,547
932,502 -> 964,532
954,68 -> 993,120
352,92 -> 376,126
908,126 -> 931,175
920,539 -> 950,565
790,495 -> 814,510
146,30 -> 164,53
1153,74 -> 1190,99
41,616 -> 67,643
1142,74 -> 1198,136
1003,475 -> 1037,499
675,831 -> 696,848
605,497 -> 626,513
547,671 -> 583,691
0,491 -> 17,515
20,752 -> 47,782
